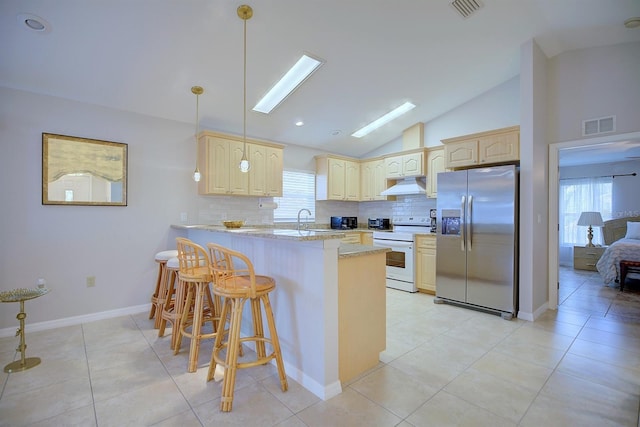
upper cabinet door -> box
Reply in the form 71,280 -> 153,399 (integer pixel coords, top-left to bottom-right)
478,131 -> 519,164
229,140 -> 249,195
444,139 -> 478,169
401,152 -> 424,177
328,158 -> 347,200
427,147 -> 445,198
265,146 -> 283,196
197,132 -> 282,196
344,160 -> 360,201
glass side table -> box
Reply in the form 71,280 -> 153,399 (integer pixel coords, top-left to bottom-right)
0,287 -> 50,373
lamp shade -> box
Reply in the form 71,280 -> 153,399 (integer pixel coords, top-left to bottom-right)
577,211 -> 604,227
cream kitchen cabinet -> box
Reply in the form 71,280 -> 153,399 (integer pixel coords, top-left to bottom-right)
341,232 -> 361,244
197,131 -> 283,196
248,143 -> 283,197
198,133 -> 248,195
361,232 -> 373,246
415,234 -> 436,293
426,147 -> 445,198
442,126 -> 519,169
384,149 -> 425,178
360,158 -> 388,201
316,156 -> 360,201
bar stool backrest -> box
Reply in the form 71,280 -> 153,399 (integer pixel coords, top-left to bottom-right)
175,237 -> 210,281
207,243 -> 257,298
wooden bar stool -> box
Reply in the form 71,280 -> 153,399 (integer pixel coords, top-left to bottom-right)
157,257 -> 186,350
206,242 -> 287,412
150,249 -> 179,328
174,238 -> 221,372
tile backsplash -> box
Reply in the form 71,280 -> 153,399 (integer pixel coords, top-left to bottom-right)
194,194 -> 437,227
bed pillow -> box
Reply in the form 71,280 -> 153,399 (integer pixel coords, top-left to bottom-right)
625,222 -> 640,239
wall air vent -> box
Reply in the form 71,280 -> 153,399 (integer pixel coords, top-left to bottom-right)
582,116 -> 616,136
450,0 -> 484,19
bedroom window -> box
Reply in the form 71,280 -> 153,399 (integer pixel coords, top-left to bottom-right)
559,177 -> 612,246
273,170 -> 316,222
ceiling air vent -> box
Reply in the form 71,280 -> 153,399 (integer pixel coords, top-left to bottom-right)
582,116 -> 616,136
450,0 -> 484,19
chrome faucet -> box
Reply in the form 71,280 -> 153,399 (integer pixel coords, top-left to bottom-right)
297,208 -> 311,230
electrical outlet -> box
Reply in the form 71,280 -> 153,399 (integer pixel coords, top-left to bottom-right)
86,276 -> 96,287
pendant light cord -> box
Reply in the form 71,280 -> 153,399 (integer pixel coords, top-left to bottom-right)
242,12 -> 247,156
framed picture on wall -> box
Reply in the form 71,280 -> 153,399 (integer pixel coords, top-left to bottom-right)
42,133 -> 128,206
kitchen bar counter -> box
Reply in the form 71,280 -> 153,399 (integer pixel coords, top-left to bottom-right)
171,224 -> 388,400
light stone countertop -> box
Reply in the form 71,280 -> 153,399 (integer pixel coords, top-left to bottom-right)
338,244 -> 391,259
171,224 -> 346,241
171,224 -> 388,257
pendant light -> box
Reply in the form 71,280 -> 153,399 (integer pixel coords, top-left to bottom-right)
191,85 -> 204,182
238,5 -> 252,173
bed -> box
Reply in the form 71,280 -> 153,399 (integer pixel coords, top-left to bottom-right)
596,216 -> 640,285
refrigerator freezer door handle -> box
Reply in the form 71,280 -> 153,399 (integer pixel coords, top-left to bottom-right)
467,195 -> 473,252
461,195 -> 466,252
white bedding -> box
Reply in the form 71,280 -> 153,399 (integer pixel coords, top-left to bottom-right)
596,238 -> 640,284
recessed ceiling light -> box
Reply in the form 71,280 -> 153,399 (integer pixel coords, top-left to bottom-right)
351,102 -> 416,138
295,121 -> 304,127
253,54 -> 324,114
17,13 -> 51,33
624,17 -> 640,29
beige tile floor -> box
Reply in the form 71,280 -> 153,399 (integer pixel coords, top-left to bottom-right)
1,268 -> 639,426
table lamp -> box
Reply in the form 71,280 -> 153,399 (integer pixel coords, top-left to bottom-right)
577,211 -> 604,247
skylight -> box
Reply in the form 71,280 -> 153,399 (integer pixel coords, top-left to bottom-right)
351,102 -> 416,138
253,54 -> 324,114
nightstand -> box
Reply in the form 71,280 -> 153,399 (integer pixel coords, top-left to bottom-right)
573,246 -> 607,271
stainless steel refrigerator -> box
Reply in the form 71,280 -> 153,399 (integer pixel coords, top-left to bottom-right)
435,165 -> 518,319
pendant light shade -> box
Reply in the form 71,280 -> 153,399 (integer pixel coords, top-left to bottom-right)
191,85 -> 204,182
238,5 -> 252,173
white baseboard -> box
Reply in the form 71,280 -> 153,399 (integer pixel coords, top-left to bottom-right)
0,303 -> 151,338
281,359 -> 342,400
518,301 -> 549,322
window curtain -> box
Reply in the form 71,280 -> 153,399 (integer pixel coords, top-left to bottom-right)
559,176 -> 612,265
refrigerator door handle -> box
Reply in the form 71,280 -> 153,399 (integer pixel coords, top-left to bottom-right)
460,195 -> 466,251
467,195 -> 473,252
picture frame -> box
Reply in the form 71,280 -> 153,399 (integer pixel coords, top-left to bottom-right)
42,133 -> 128,206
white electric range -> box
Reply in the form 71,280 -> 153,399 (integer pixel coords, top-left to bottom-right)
372,216 -> 432,292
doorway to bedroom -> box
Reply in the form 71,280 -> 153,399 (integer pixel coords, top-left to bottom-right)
550,131 -> 640,315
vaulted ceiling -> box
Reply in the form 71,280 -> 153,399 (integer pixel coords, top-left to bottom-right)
2,0 -> 640,159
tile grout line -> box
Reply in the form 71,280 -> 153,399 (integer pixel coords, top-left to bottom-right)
131,314 -> 207,427
514,313 -> 590,425
80,323 -> 99,427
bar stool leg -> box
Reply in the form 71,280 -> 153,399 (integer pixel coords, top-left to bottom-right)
220,297 -> 246,412
170,278 -> 187,351
262,294 -> 288,392
174,285 -> 194,356
149,261 -> 164,320
207,297 -> 230,382
251,298 -> 267,359
187,282 -> 206,372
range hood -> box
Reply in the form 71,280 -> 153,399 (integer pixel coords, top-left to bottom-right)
380,177 -> 427,196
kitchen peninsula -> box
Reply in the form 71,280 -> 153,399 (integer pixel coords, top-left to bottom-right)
170,225 -> 389,399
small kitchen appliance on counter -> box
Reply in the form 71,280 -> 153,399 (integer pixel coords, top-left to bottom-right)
368,218 -> 391,230
331,216 -> 358,229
